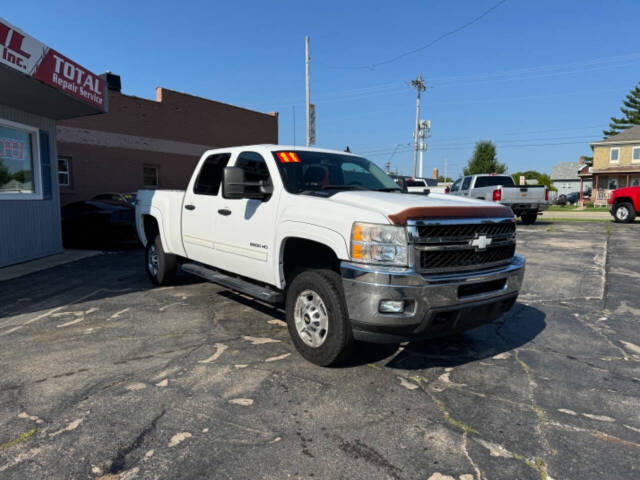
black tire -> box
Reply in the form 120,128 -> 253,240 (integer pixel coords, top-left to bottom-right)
521,213 -> 538,225
613,202 -> 636,223
285,269 -> 354,367
145,235 -> 177,286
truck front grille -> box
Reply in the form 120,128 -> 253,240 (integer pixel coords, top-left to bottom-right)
409,218 -> 516,274
419,243 -> 516,271
417,221 -> 515,240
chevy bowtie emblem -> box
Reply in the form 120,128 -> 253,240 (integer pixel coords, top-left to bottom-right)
470,235 -> 492,250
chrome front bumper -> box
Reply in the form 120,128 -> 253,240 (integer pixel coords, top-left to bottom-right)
341,254 -> 525,343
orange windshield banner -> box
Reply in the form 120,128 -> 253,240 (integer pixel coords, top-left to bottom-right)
277,152 -> 300,163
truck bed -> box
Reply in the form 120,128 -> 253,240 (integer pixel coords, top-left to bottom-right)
135,189 -> 187,257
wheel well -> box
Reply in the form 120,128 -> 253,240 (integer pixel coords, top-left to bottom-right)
281,238 -> 340,284
613,197 -> 632,205
143,215 -> 159,245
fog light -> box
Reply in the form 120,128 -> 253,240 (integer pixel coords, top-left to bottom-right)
379,300 -> 405,313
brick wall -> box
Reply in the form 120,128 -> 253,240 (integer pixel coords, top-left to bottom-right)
57,87 -> 278,205
593,144 -> 639,169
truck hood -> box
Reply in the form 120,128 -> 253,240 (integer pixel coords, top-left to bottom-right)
328,191 -> 512,224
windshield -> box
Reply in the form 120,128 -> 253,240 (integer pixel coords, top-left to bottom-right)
273,151 -> 401,194
474,176 -> 515,188
122,193 -> 137,205
405,179 -> 426,187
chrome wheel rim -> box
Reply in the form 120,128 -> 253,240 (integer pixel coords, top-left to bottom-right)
294,290 -> 329,348
617,206 -> 629,221
148,244 -> 159,277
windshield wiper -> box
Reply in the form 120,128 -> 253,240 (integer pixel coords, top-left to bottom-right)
375,187 -> 402,192
320,184 -> 369,191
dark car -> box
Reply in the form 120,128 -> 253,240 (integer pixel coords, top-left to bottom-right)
557,190 -> 590,206
61,193 -> 138,247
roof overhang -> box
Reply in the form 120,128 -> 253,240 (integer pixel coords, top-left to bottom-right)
0,17 -> 107,120
592,166 -> 640,174
591,140 -> 640,147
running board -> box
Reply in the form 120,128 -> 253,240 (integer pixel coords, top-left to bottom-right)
181,262 -> 283,305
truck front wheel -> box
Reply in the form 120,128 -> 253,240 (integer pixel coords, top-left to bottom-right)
286,270 -> 354,366
521,213 -> 538,225
613,202 -> 636,223
146,235 -> 177,286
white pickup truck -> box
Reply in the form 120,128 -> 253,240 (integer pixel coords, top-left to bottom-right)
449,174 -> 549,224
136,145 -> 525,366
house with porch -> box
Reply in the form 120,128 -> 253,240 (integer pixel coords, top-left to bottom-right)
590,125 -> 640,205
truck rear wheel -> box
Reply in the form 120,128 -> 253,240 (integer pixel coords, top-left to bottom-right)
521,213 -> 538,225
146,235 -> 177,286
285,270 -> 354,367
613,202 -> 636,223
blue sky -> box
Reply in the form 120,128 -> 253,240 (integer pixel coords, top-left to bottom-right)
5,0 -> 640,178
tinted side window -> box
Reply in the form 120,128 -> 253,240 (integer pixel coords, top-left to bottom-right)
474,176 -> 515,188
461,177 -> 472,190
450,178 -> 462,192
235,151 -> 272,197
194,153 -> 231,195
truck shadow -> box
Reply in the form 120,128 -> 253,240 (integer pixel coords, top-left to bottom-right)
217,293 -> 546,371
350,303 -> 546,370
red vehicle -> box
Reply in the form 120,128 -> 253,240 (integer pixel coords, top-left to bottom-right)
608,186 -> 640,223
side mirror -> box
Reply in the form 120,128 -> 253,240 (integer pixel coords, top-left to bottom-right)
223,166 -> 246,199
223,166 -> 272,200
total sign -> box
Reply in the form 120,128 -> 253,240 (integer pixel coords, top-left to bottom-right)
0,17 -> 105,110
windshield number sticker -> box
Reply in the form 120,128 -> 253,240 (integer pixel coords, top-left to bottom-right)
277,152 -> 300,163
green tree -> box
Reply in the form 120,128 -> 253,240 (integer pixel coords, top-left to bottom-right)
438,175 -> 453,182
0,162 -> 11,186
603,82 -> 640,137
580,155 -> 593,167
463,141 -> 506,175
511,170 -> 556,191
12,170 -> 31,184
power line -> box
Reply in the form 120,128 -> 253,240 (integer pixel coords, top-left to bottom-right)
358,132 -> 600,156
244,52 -> 640,109
318,0 -> 509,70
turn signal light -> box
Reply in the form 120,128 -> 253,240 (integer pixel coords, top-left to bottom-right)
492,189 -> 502,202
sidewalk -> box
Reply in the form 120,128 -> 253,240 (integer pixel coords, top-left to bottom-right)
0,250 -> 101,282
541,209 -> 612,221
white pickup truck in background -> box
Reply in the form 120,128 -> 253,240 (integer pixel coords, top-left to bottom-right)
136,146 -> 525,366
449,174 -> 549,224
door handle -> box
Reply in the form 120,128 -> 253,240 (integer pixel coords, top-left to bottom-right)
185,204 -> 196,210
218,208 -> 232,216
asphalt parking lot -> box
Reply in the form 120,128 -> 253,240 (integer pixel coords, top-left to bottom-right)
1,222 -> 639,480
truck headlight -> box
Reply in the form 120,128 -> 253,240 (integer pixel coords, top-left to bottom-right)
350,222 -> 408,266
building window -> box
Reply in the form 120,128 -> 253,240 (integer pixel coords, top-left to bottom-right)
608,177 -> 618,190
58,157 -> 70,186
631,177 -> 640,187
0,120 -> 40,199
633,147 -> 640,163
143,165 -> 159,187
610,148 -> 620,163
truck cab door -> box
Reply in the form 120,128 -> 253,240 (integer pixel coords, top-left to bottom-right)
212,151 -> 280,285
181,152 -> 230,265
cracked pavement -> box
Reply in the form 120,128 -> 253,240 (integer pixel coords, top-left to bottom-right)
1,221 -> 639,479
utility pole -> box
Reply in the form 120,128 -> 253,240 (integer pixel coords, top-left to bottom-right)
417,119 -> 430,178
305,36 -> 311,147
444,155 -> 448,182
409,74 -> 427,178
